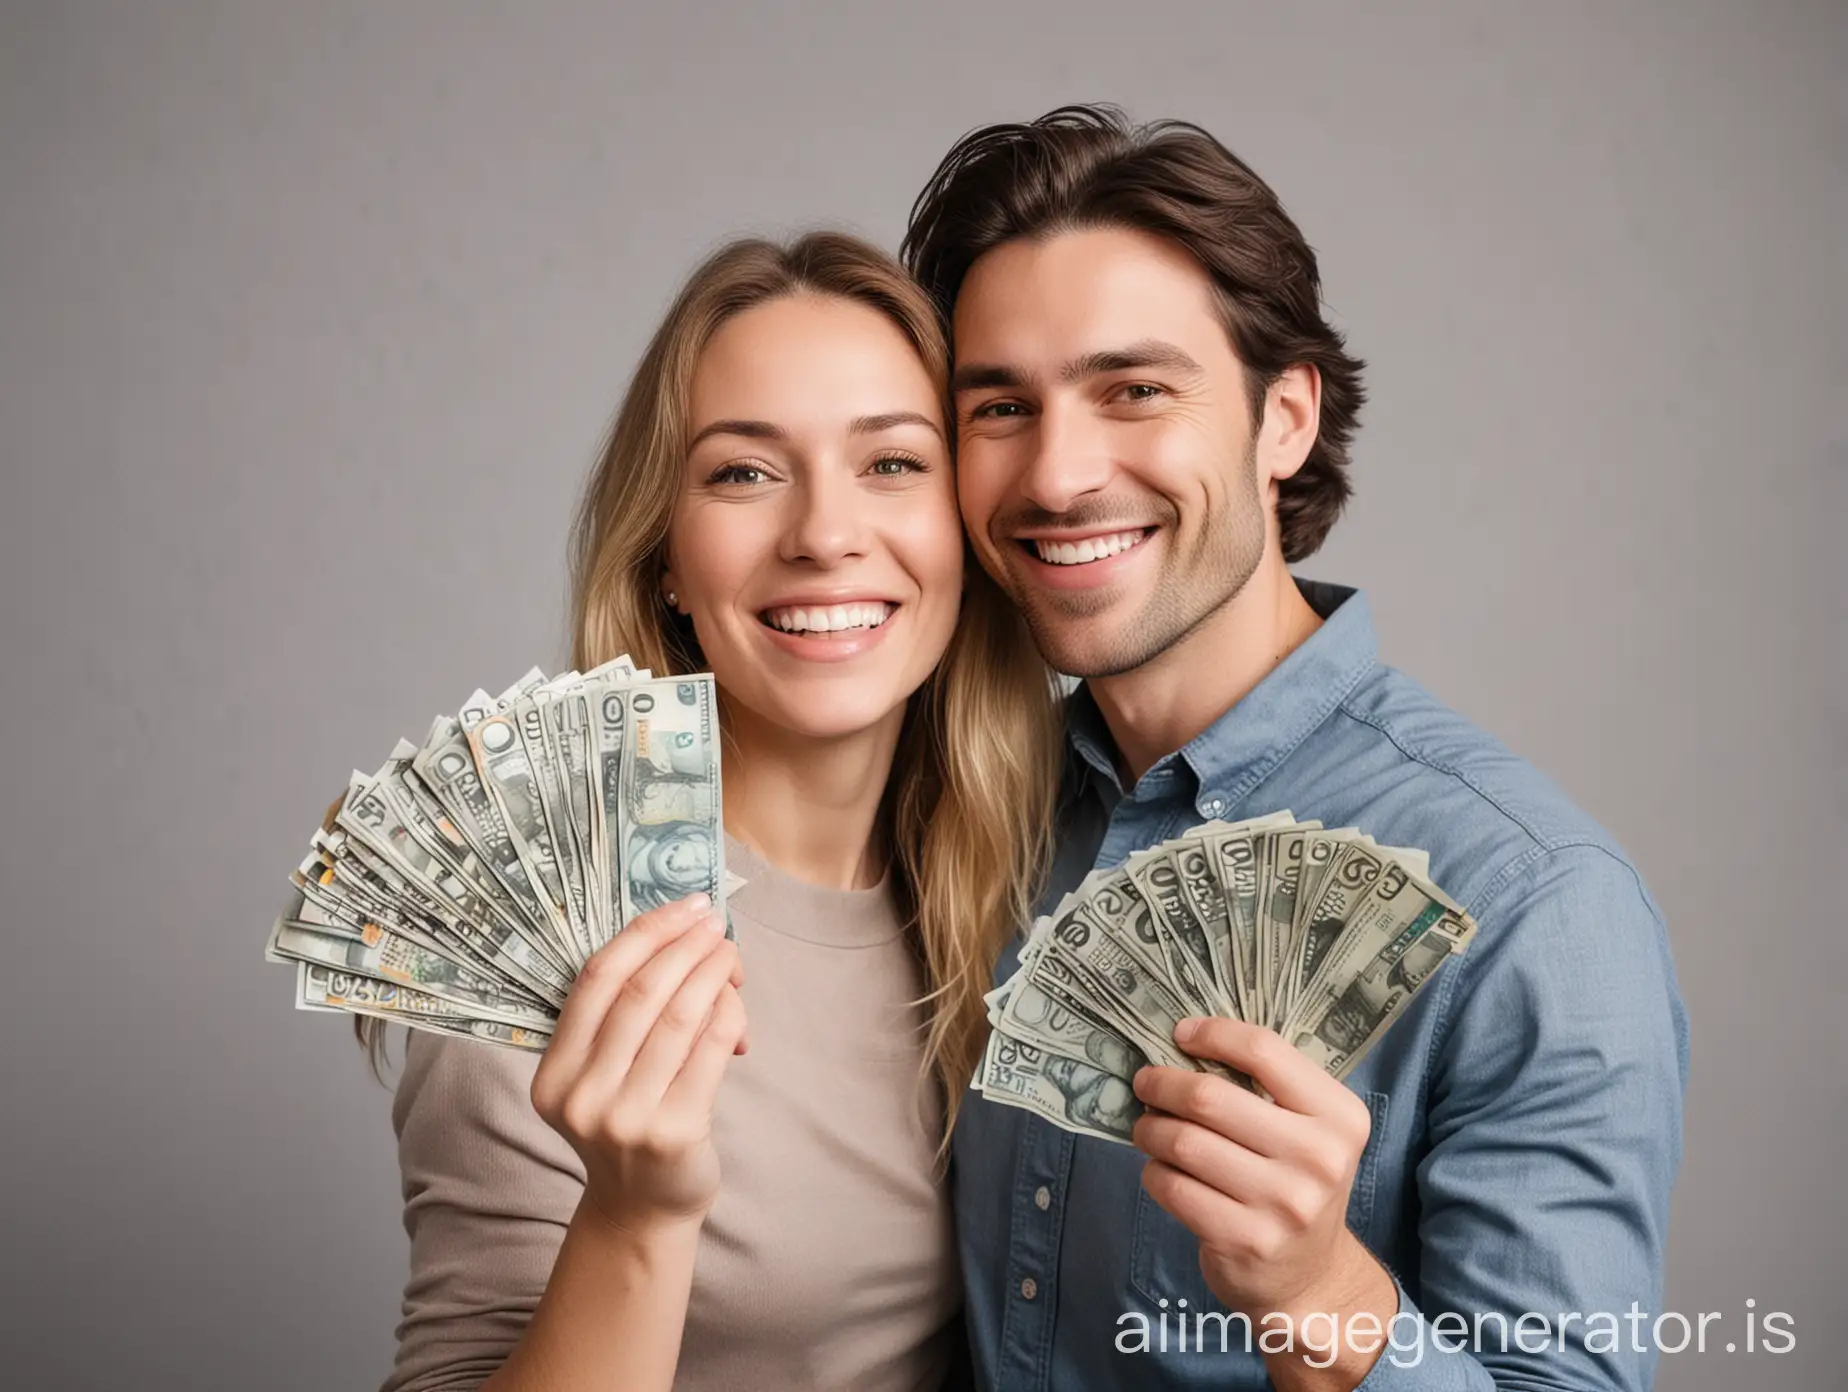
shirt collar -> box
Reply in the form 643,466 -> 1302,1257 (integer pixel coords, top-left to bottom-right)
1065,578 -> 1377,816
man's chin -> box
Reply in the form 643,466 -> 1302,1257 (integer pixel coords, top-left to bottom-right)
1017,606 -> 1159,681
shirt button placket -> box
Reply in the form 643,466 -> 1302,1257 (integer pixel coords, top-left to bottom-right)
999,1125 -> 1072,1390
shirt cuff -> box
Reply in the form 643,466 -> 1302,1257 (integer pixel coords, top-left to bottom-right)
1350,1277 -> 1493,1392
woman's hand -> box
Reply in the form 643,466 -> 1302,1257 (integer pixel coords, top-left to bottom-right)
529,893 -> 748,1239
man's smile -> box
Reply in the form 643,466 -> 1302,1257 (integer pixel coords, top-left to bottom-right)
1008,526 -> 1158,590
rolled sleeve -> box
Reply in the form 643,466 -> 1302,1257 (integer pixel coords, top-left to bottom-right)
1350,1277 -> 1493,1390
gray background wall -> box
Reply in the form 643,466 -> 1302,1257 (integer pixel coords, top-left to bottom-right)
2,2 -> 1841,1388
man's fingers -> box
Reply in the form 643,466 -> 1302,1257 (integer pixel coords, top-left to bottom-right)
1140,1157 -> 1262,1257
1173,1018 -> 1349,1118
1133,1069 -> 1285,1159
1133,1111 -> 1268,1201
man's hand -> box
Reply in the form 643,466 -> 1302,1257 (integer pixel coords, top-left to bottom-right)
1132,1017 -> 1398,1389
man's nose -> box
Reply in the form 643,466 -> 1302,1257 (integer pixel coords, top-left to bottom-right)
782,471 -> 870,566
1017,401 -> 1114,514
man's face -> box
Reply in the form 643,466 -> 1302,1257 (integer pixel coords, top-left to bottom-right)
951,226 -> 1279,678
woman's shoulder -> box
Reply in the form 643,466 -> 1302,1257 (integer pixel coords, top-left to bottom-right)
391,1028 -> 545,1140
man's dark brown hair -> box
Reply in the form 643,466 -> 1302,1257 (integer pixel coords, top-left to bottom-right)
902,104 -> 1366,563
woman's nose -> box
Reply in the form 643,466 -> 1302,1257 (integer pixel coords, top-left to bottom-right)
781,473 -> 871,566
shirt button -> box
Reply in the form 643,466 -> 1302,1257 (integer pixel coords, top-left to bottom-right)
1034,1185 -> 1052,1211
1202,796 -> 1226,816
1020,1277 -> 1039,1301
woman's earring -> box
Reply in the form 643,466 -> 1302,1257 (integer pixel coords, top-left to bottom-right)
664,590 -> 678,610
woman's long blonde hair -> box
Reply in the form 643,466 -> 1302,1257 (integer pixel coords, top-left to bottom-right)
569,232 -> 1060,1139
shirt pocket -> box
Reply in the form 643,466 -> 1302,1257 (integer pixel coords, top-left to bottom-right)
1128,1090 -> 1392,1310
1344,1090 -> 1392,1245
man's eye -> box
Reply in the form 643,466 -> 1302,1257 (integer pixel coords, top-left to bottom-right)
1120,383 -> 1163,402
709,463 -> 769,486
972,401 -> 1027,420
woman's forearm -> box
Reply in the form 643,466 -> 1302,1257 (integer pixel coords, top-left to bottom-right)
479,1196 -> 702,1392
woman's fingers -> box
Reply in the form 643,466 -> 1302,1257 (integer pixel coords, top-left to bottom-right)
575,912 -> 730,1088
663,984 -> 749,1114
619,937 -> 743,1107
532,893 -> 711,1106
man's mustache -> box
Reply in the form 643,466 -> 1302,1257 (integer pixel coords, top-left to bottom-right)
989,497 -> 1177,537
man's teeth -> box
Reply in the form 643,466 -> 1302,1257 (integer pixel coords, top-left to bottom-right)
1032,530 -> 1147,566
763,601 -> 894,634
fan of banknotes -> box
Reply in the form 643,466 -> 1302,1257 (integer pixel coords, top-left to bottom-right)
264,655 -> 727,1051
975,812 -> 1477,1143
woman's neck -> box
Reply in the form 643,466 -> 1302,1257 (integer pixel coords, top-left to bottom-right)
718,701 -> 905,891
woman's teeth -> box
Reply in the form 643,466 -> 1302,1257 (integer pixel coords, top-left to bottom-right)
762,601 -> 894,634
1032,530 -> 1147,566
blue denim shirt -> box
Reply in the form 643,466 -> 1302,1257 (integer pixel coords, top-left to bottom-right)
952,580 -> 1689,1390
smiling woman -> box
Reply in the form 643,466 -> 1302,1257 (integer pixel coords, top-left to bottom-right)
666,292 -> 965,738
378,233 -> 1062,1392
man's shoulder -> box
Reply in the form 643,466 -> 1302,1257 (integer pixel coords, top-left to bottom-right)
1285,661 -> 1651,920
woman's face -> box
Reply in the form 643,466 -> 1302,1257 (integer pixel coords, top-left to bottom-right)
664,293 -> 963,745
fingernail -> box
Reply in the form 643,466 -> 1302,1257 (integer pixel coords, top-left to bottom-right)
1175,1017 -> 1200,1043
684,891 -> 711,912
700,912 -> 725,934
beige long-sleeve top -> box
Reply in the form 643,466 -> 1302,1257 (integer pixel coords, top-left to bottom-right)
383,834 -> 961,1392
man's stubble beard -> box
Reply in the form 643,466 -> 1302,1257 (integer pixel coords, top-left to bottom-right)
1007,445 -> 1268,680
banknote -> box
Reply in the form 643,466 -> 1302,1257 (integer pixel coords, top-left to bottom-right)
616,677 -> 725,929
267,659 -> 728,1053
976,813 -> 1475,1143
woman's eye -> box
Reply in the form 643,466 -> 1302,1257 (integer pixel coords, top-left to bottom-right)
709,463 -> 769,486
869,455 -> 924,477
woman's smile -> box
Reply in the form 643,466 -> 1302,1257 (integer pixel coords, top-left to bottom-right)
755,595 -> 902,662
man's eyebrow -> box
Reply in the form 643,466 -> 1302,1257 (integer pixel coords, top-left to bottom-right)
687,419 -> 789,449
849,410 -> 943,440
950,341 -> 1205,395
951,363 -> 1030,394
1061,340 -> 1204,382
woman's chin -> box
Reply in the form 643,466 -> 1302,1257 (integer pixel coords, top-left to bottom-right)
710,631 -> 948,747
771,700 -> 913,745
716,679 -> 918,747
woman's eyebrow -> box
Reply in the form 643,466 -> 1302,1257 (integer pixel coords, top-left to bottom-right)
688,412 -> 941,448
849,410 -> 943,440
688,419 -> 788,448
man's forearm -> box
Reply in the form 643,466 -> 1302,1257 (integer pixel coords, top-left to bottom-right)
1261,1233 -> 1399,1392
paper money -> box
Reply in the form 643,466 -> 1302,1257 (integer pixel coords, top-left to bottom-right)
978,813 -> 1476,1143
616,677 -> 723,924
266,659 -> 729,1053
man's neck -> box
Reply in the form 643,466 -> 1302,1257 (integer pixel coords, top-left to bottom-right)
1088,559 -> 1323,785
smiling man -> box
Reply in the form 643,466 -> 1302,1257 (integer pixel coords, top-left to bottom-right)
904,106 -> 1688,1392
